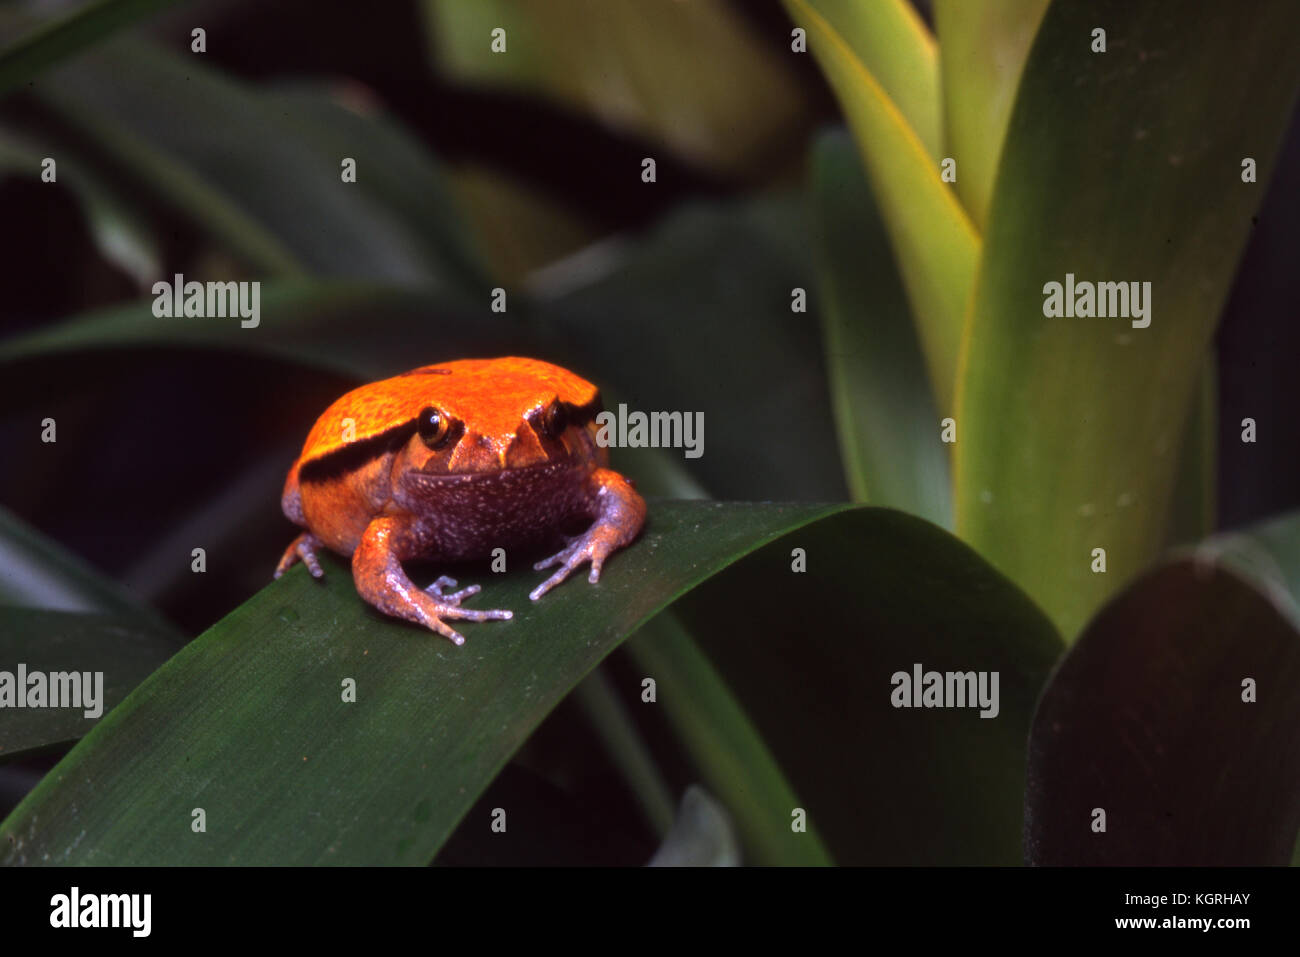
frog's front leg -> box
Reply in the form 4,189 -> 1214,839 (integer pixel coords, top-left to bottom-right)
353,517 -> 512,645
530,468 -> 646,600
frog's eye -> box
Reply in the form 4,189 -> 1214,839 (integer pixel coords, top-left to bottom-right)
541,401 -> 568,439
417,407 -> 454,450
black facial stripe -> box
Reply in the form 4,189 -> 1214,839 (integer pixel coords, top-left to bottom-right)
299,420 -> 419,484
563,391 -> 602,428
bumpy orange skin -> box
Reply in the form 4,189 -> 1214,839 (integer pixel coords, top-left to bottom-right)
274,357 -> 646,645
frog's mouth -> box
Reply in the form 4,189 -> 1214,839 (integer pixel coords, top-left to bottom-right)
405,458 -> 583,485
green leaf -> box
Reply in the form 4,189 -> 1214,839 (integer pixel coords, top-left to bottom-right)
540,195 -> 847,501
0,280 -> 510,381
0,0 -> 182,99
423,0 -> 808,177
783,0 -> 980,410
0,509 -> 182,758
0,502 -> 849,864
672,507 -> 1062,864
0,607 -> 179,760
0,502 -> 1057,864
954,0 -> 1300,640
23,35 -> 477,285
0,506 -> 174,635
796,0 -> 942,158
261,84 -> 489,292
933,0 -> 1049,228
449,164 -> 600,287
1027,511 -> 1300,864
809,128 -> 951,527
626,612 -> 832,865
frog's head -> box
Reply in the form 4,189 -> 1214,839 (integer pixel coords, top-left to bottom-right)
293,357 -> 604,493
395,357 -> 603,479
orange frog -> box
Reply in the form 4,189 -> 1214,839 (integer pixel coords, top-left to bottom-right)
275,357 -> 646,644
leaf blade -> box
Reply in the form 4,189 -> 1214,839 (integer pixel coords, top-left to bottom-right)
784,0 -> 980,409
953,0 -> 1300,639
0,0 -> 181,99
809,129 -> 952,526
0,502 -> 849,864
933,0 -> 1049,228
0,607 -> 179,760
1027,511 -> 1300,865
626,612 -> 833,866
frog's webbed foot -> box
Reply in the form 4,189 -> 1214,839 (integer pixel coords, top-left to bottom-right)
275,532 -> 325,579
354,519 -> 511,645
530,468 -> 646,601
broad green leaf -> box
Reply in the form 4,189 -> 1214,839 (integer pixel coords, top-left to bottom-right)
784,0 -> 980,409
0,502 -> 848,864
0,0 -> 181,99
0,503 -> 1056,864
809,129 -> 951,527
627,612 -> 832,865
933,0 -> 1049,228
1027,511 -> 1300,865
798,0 -> 941,158
0,607 -> 179,760
954,0 -> 1300,640
423,0 -> 808,177
672,507 -> 1062,864
541,195 -> 847,502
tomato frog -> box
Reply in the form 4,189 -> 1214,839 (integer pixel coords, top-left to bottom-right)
275,357 -> 646,644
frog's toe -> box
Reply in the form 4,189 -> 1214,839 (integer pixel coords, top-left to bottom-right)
300,542 -> 324,578
529,543 -> 593,600
275,532 -> 325,579
529,528 -> 624,600
425,617 -> 467,646
532,536 -> 579,572
436,603 -> 513,623
425,575 -> 481,604
410,595 -> 512,645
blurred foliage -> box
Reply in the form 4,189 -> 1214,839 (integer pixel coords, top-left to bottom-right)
423,0 -> 810,180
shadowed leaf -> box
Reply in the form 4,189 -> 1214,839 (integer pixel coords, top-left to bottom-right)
1026,511 -> 1300,865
